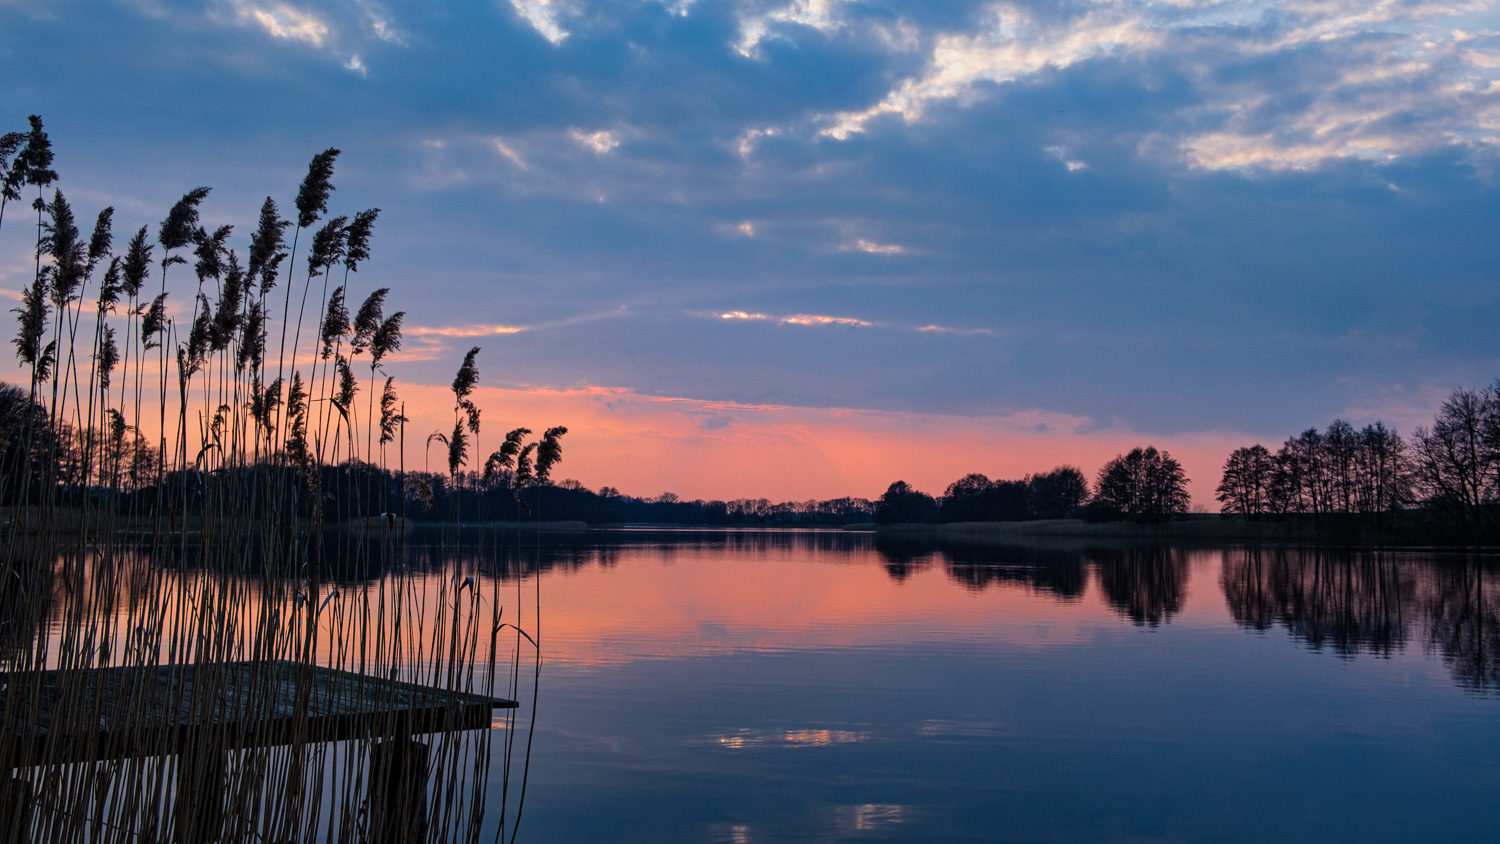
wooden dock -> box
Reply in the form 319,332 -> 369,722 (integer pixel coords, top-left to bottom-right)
0,660 -> 515,841
1,659 -> 516,768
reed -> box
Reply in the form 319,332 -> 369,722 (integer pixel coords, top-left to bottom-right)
0,118 -> 551,843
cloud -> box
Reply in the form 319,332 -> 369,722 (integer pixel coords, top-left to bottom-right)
1044,145 -> 1087,171
736,126 -> 780,160
217,0 -> 409,72
822,5 -> 1159,139
400,309 -> 632,362
571,129 -> 621,154
917,324 -> 995,336
509,0 -> 570,44
800,0 -> 1500,177
232,0 -> 330,47
713,311 -> 877,328
355,0 -> 404,44
735,0 -> 851,58
491,137 -> 528,169
782,314 -> 873,327
408,324 -> 526,337
847,238 -> 905,254
1175,29 -> 1500,171
715,311 -> 990,335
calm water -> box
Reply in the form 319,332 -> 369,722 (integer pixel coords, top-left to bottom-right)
499,530 -> 1500,843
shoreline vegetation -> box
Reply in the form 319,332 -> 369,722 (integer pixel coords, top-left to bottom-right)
0,116 -> 560,842
848,517 -> 1453,546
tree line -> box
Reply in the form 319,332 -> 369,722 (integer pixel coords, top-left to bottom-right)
1215,381 -> 1500,538
874,450 -> 1192,525
388,477 -> 877,525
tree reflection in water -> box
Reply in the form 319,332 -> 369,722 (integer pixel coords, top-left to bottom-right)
870,536 -> 939,583
873,535 -> 1086,599
1223,546 -> 1500,693
868,535 -> 1500,694
1221,547 -> 1412,657
1425,558 -> 1500,692
1092,544 -> 1191,627
107,529 -> 1500,696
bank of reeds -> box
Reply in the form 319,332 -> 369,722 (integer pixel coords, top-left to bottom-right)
0,116 -> 554,843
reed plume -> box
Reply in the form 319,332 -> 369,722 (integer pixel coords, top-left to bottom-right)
239,301 -> 265,373
121,226 -> 152,298
379,376 -> 406,446
12,273 -> 50,375
17,115 -> 56,216
0,126 -> 26,234
212,253 -> 246,352
139,294 -> 168,349
453,346 -> 481,436
485,428 -> 530,476
95,324 -> 118,392
320,285 -> 349,360
158,187 -> 210,264
247,197 -> 289,294
535,426 -> 568,485
295,148 -> 340,229
343,208 -> 379,272
351,288 -> 388,356
42,191 -> 84,312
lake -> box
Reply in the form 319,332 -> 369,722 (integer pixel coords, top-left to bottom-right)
16,527 -> 1499,842
495,529 -> 1500,843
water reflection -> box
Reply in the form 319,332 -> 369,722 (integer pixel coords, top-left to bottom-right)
873,534 -> 1087,598
1222,546 -> 1500,692
710,728 -> 869,749
1427,561 -> 1500,691
511,533 -> 1500,843
834,804 -> 908,832
1094,544 -> 1190,627
36,530 -> 1500,697
471,530 -> 1499,695
17,529 -> 1500,841
1222,547 -> 1413,656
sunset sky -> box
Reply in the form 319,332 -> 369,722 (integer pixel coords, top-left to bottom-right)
2,0 -> 1498,503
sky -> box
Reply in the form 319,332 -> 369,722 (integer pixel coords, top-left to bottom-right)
1,0 -> 1498,504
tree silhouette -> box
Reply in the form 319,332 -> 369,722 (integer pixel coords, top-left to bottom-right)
939,473 -> 993,522
1411,386 -> 1498,532
1217,444 -> 1274,518
1026,466 -> 1089,519
1090,446 -> 1190,523
874,480 -> 938,524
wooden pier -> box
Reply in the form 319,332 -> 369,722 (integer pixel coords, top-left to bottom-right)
0,660 -> 516,841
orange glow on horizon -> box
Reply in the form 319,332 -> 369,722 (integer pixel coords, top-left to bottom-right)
391,381 -> 1247,506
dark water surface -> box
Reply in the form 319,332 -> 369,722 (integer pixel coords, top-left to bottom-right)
495,530 -> 1500,843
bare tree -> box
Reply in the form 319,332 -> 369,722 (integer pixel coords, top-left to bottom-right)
1412,386 -> 1499,531
1217,444 -> 1274,519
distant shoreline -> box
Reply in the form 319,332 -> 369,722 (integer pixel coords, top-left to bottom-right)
847,518 -> 1494,547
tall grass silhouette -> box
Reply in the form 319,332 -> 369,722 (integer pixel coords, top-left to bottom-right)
0,116 -> 551,844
